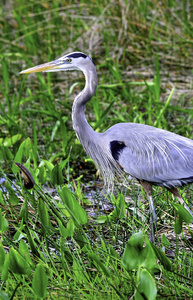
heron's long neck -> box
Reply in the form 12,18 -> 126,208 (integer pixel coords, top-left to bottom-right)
72,64 -> 98,149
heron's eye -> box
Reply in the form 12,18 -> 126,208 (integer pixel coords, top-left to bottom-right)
66,58 -> 72,63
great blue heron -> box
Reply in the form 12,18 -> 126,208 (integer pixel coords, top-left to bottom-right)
21,51 -> 193,240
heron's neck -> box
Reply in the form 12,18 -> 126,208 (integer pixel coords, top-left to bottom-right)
72,65 -> 98,148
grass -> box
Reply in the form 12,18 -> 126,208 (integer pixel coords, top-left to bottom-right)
0,0 -> 193,299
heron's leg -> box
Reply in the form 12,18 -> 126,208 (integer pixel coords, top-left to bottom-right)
140,181 -> 157,242
168,187 -> 193,217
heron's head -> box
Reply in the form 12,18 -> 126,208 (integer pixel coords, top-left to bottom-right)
20,52 -> 93,74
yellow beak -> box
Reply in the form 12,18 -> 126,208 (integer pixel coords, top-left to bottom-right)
20,60 -> 59,74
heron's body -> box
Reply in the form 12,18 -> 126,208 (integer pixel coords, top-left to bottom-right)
21,51 -> 193,240
106,123 -> 193,187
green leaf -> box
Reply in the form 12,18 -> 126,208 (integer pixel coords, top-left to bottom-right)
12,143 -> 25,173
38,198 -> 51,233
0,210 -> 9,233
12,138 -> 32,173
0,243 -> 5,272
140,244 -> 159,274
59,187 -> 87,226
38,165 -> 47,184
20,198 -> 28,222
96,215 -> 108,223
3,182 -> 19,205
32,264 -> 48,299
19,239 -> 33,266
22,137 -> 33,157
174,215 -> 183,234
122,232 -> 158,273
0,290 -> 10,300
109,193 -> 126,221
60,156 -> 70,169
41,159 -> 54,173
0,190 -> 4,205
0,145 -> 13,161
151,243 -> 173,271
3,134 -> 22,147
9,248 -> 31,275
9,193 -> 19,206
173,203 -> 193,223
50,163 -> 64,185
122,232 -> 143,271
58,218 -> 75,239
161,234 -> 170,246
135,269 -> 157,300
1,254 -> 9,281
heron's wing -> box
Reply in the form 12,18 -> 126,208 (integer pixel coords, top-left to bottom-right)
105,123 -> 193,188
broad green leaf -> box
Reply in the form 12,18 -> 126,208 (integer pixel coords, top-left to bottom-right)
22,137 -> 33,157
13,219 -> 25,242
151,243 -> 173,271
9,193 -> 19,206
60,156 -> 70,169
140,244 -> 159,274
57,202 -> 71,217
0,210 -> 9,233
0,145 -> 13,161
0,243 -> 5,272
38,198 -> 51,233
20,199 -> 28,222
59,187 -> 87,226
109,193 -> 126,221
1,254 -> 9,281
19,239 -> 33,265
12,138 -> 32,173
3,181 -> 19,205
161,234 -> 170,246
9,248 -> 31,275
127,231 -> 143,248
3,134 -> 22,147
96,215 -> 108,223
122,232 -> 143,270
58,218 -> 75,239
122,232 -> 158,273
41,159 -> 54,173
174,215 -> 182,234
38,165 -> 47,184
135,269 -> 157,300
50,163 -> 64,185
32,264 -> 48,299
0,290 -> 10,300
0,190 -> 4,205
173,203 -> 193,224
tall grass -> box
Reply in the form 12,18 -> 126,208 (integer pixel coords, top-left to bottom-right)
0,0 -> 193,299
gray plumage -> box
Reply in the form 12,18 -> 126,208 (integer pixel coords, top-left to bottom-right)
21,51 -> 193,241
